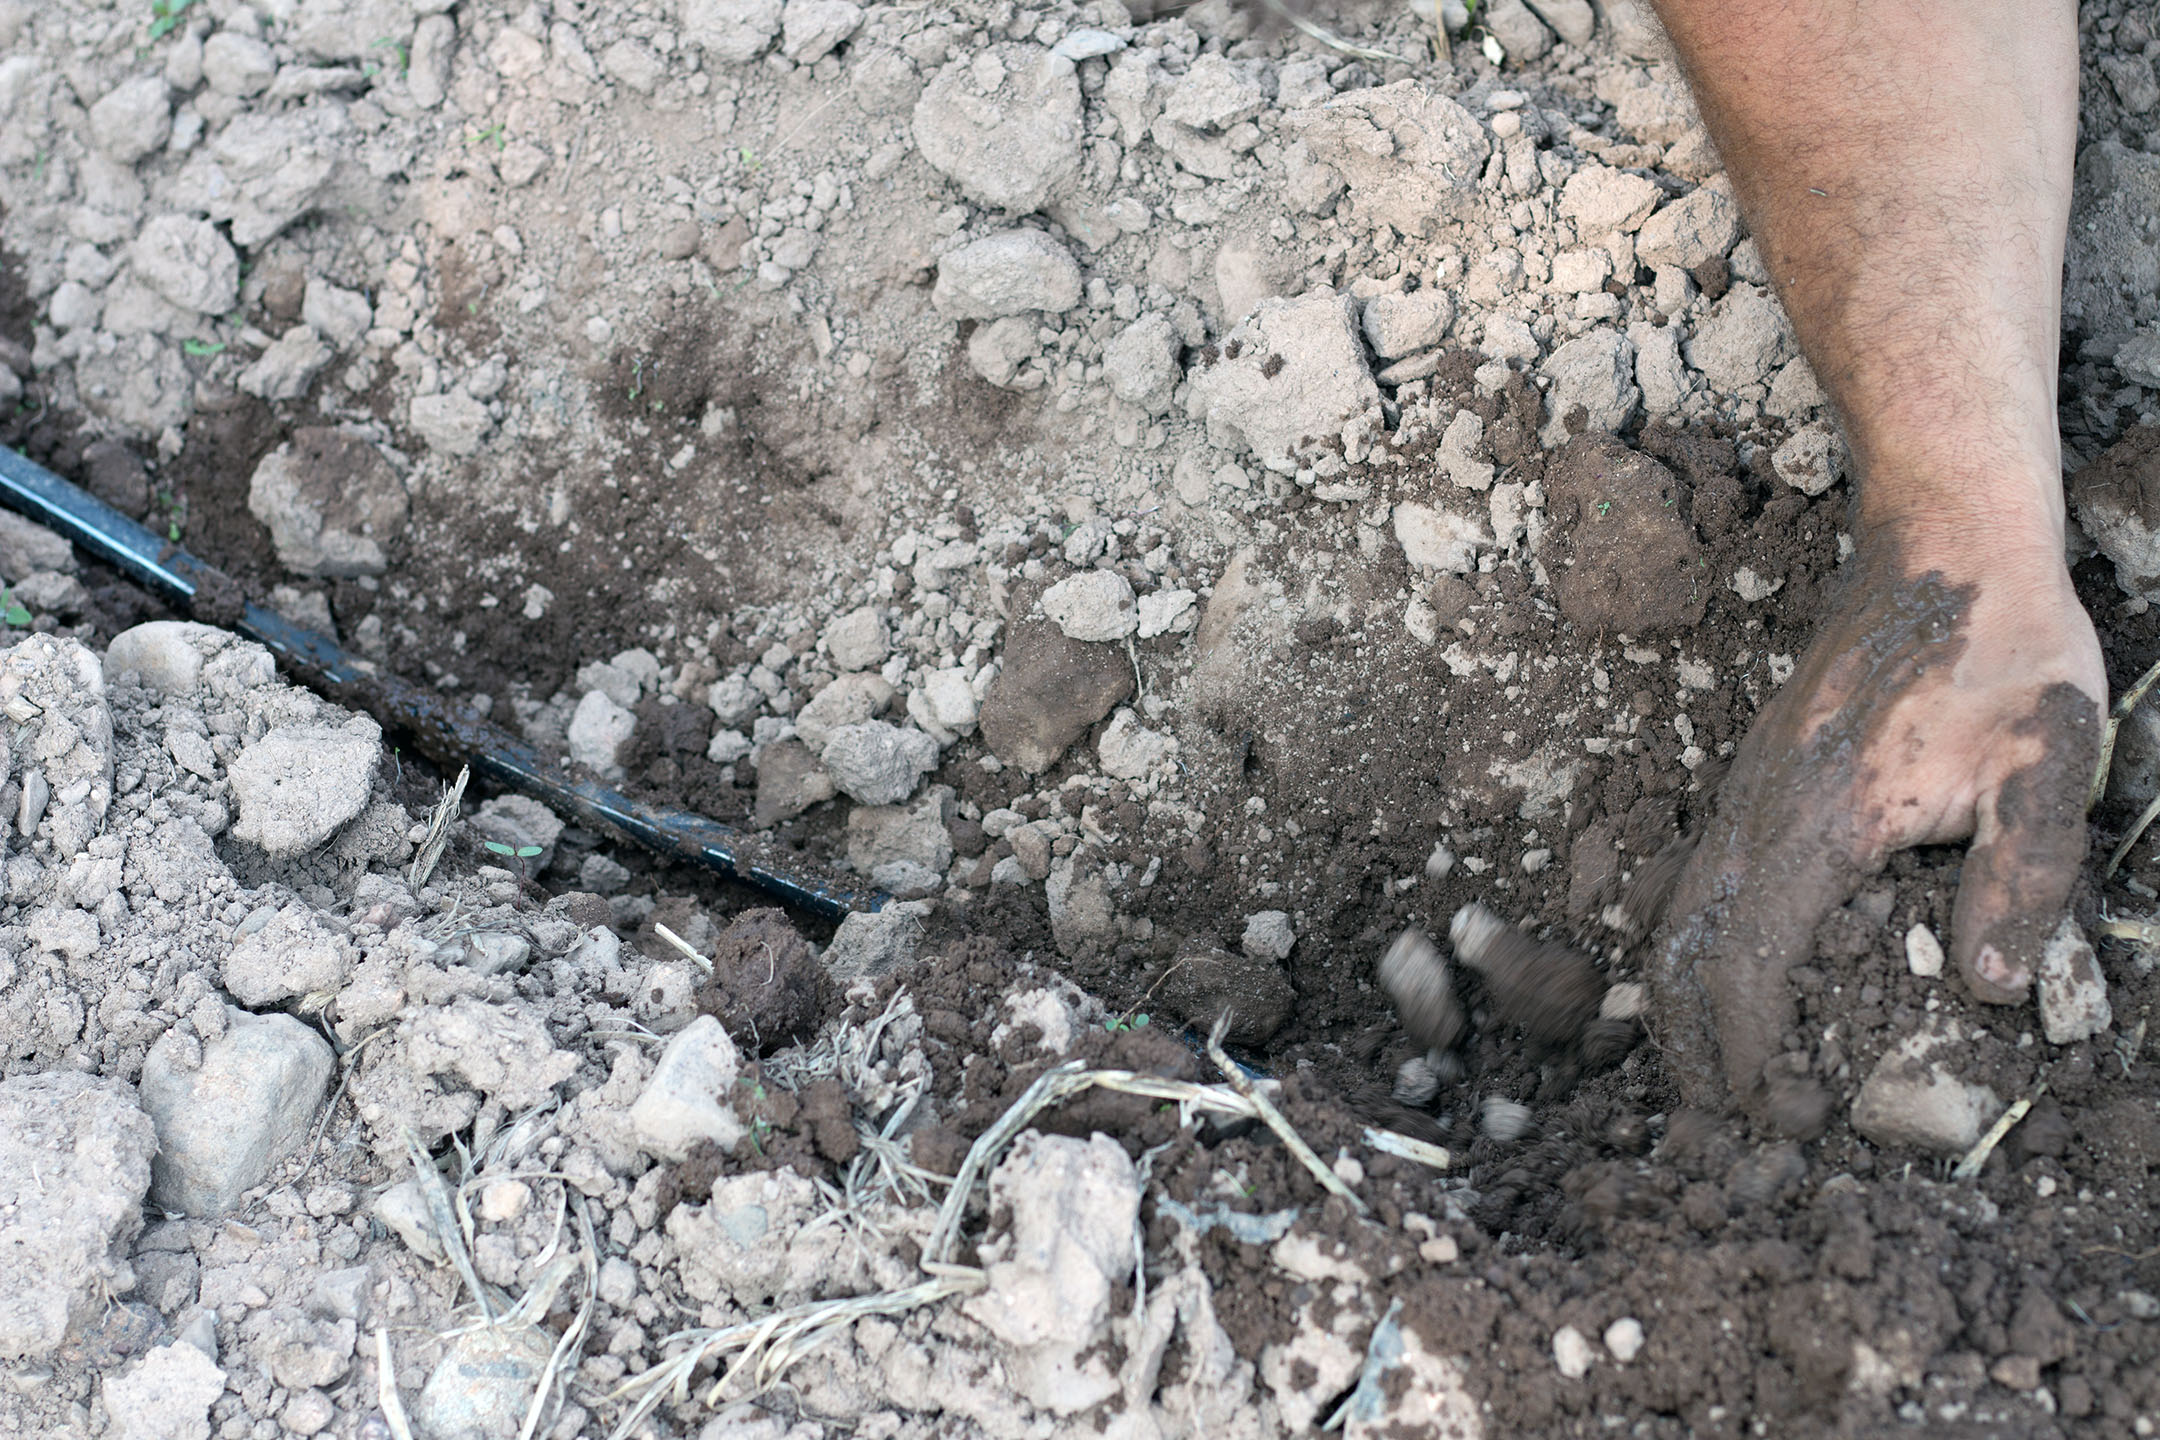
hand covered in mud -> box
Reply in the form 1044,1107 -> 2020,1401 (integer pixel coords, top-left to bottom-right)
1649,531 -> 2104,1128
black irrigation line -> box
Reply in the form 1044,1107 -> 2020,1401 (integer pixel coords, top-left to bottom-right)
0,443 -> 884,921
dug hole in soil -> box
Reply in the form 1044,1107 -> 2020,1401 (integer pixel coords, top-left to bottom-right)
5,0 -> 2160,1435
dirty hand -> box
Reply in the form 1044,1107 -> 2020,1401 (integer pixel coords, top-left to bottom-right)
1649,524 -> 2104,1123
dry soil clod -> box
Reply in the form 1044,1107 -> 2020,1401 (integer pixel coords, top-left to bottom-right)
1450,901 -> 1609,1053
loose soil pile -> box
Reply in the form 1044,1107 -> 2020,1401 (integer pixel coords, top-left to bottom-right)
5,0 -> 2160,1436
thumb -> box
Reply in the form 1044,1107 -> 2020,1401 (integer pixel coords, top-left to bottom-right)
1950,701 -> 2096,1004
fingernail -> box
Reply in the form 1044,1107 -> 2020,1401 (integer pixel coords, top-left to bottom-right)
1974,944 -> 2030,992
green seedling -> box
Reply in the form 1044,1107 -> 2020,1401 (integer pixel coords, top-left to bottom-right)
371,37 -> 409,72
182,338 -> 225,356
0,591 -> 30,628
482,839 -> 544,880
628,356 -> 646,402
1104,1012 -> 1151,1034
147,0 -> 196,43
1596,499 -> 1612,515
468,123 -> 507,150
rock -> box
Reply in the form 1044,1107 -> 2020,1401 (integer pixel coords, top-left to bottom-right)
1097,708 -> 1170,779
1771,421 -> 1847,496
1526,0 -> 1596,45
1282,81 -> 1488,236
1188,291 -> 1380,474
1552,1324 -> 1594,1379
708,673 -> 763,728
847,786 -> 954,877
753,739 -> 834,827
139,1009 -> 335,1215
408,391 -> 492,456
567,690 -> 637,777
407,13 -> 455,107
960,1132 -> 1139,1413
468,794 -> 565,874
223,904 -> 357,1007
1485,0 -> 1553,60
821,899 -> 931,980
1041,569 -> 1138,642
1539,329 -> 1640,445
1559,165 -> 1663,235
1150,942 -> 1295,1045
1636,186 -> 1743,271
1046,854 -> 1116,957
103,1341 -> 227,1440
0,508 -> 76,579
2038,917 -> 2110,1045
780,0 -> 861,63
411,1325 -> 554,1440
932,230 -> 1083,320
0,1073 -> 157,1361
912,45 -> 1084,214
1393,502 -> 1486,574
203,31 -> 278,96
823,605 -> 889,672
1104,313 -> 1181,414
1905,924 -> 1945,978
968,318 -> 1041,389
628,1016 -> 745,1159
290,0 -> 415,59
301,278 -> 371,351
130,215 -> 240,316
106,621 -> 214,695
2119,330 -> 2160,389
2069,427 -> 2160,600
1137,587 -> 1198,638
1543,434 -> 1709,634
228,716 -> 379,856
1164,53 -> 1264,130
601,37 -> 663,93
48,280 -> 99,331
820,721 -> 938,805
1850,1021 -> 2004,1153
909,667 -> 980,743
979,612 -> 1134,773
1632,321 -> 1691,417
1363,290 -> 1454,360
795,673 -> 895,750
1604,1317 -> 1645,1364
89,75 -> 171,164
249,428 -> 408,578
1686,284 -> 1796,393
680,0 -> 785,62
1241,910 -> 1295,961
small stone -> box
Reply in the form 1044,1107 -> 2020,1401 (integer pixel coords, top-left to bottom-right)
412,1325 -> 556,1440
89,75 -> 172,164
910,668 -> 979,742
301,278 -> 372,350
203,31 -> 278,97
105,622 -> 213,695
1041,569 -> 1138,642
823,605 -> 890,672
0,509 -> 76,580
1850,1021 -> 2003,1153
1990,1354 -> 2042,1392
1905,924 -> 1945,978
1163,53 -> 1265,130
1282,81 -> 1486,236
468,794 -> 565,874
1393,502 -> 1486,574
248,428 -> 408,577
912,45 -> 1084,213
753,739 -> 834,827
1558,165 -> 1662,234
795,673 -> 894,750
223,904 -> 356,1007
1772,421 -> 1847,495
1539,329 -> 1640,446
409,391 -> 492,456
600,37 -> 663,93
1104,313 -> 1181,415
1362,290 -> 1455,360
566,691 -> 638,778
820,721 -> 939,805
822,899 -> 931,980
1603,1317 -> 1645,1364
1526,0 -> 1596,46
130,215 -> 240,316
229,717 -> 381,857
0,1073 -> 157,1361
1136,588 -> 1197,638
1635,186 -> 1742,271
139,1009 -> 335,1215
1686,284 -> 1796,393
103,1341 -> 226,1440
1188,291 -> 1380,474
629,1015 -> 746,1160
1097,708 -> 1171,780
2038,916 -> 2110,1045
1242,909 -> 1295,961
679,0 -> 784,62
933,230 -> 1084,320
780,0 -> 862,63
1552,1324 -> 1594,1379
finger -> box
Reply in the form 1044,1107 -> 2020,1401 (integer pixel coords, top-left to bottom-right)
1949,688 -> 2097,1003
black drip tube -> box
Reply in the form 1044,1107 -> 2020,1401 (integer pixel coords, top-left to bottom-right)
0,443 -> 884,920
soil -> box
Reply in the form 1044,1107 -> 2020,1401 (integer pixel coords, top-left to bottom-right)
5,0 -> 2160,1436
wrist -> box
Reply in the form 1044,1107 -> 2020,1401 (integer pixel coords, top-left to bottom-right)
1852,466 -> 2068,585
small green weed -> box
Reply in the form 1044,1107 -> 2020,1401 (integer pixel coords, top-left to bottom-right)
483,839 -> 544,880
467,123 -> 507,150
0,591 -> 30,628
181,338 -> 225,357
147,0 -> 196,43
1104,1012 -> 1151,1034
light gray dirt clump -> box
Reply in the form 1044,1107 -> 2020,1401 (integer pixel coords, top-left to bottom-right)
227,716 -> 382,858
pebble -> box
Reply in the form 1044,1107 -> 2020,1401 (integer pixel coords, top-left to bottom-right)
823,605 -> 890,672
1604,1317 -> 1645,1363
912,44 -> 1085,214
408,391 -> 493,456
0,1073 -> 158,1361
1135,587 -> 1198,638
1041,570 -> 1138,642
1188,291 -> 1380,475
628,1016 -> 747,1161
1481,1097 -> 1534,1142
1905,923 -> 1945,978
1104,313 -> 1182,415
228,716 -> 382,857
1098,708 -> 1171,779
566,690 -> 638,777
89,76 -> 171,164
102,1341 -> 227,1440
130,215 -> 240,316
1241,910 -> 1295,961
138,1008 -> 334,1215
2038,916 -> 2111,1045
1849,1021 -> 2003,1153
106,622 -> 215,695
931,230 -> 1083,320
821,899 -> 931,980
1552,1324 -> 1594,1379
820,721 -> 939,805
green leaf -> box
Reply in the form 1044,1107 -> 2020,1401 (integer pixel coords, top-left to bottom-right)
483,840 -> 516,856
2,604 -> 28,628
181,338 -> 225,356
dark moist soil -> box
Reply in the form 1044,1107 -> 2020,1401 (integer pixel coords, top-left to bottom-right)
15,226 -> 2160,1431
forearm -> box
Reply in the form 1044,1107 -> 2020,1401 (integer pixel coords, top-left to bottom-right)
1649,0 -> 2077,567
